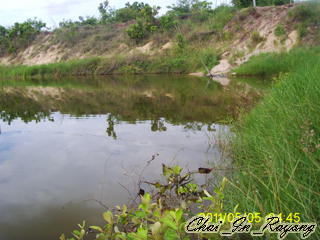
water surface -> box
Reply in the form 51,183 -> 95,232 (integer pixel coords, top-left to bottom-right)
0,74 -> 270,239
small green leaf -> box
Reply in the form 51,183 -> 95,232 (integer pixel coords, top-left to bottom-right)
73,230 -> 80,235
202,197 -> 212,200
161,216 -> 177,230
169,210 -> 175,219
135,210 -> 145,218
181,201 -> 187,210
176,209 -> 183,223
152,222 -> 161,235
60,234 -> 65,240
128,208 -> 135,214
120,216 -> 127,224
163,166 -> 168,176
154,210 -> 159,217
123,204 -> 127,214
90,226 -> 103,232
164,228 -> 179,240
141,192 -> 151,205
79,229 -> 85,239
103,211 -> 113,224
132,216 -> 140,225
155,182 -> 161,188
140,203 -> 148,211
214,186 -> 222,195
137,228 -> 148,239
221,177 -> 227,190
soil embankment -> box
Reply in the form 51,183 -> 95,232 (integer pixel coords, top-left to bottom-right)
0,3 -> 318,76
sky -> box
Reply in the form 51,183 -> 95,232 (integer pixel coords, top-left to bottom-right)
1,0 -> 231,29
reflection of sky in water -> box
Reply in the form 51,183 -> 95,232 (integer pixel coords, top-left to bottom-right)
0,112 -> 226,240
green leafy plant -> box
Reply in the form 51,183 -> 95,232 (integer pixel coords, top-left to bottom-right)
126,19 -> 144,39
61,164 -> 230,240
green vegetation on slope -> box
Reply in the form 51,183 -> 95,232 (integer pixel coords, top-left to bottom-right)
0,2 -> 238,76
233,46 -> 320,76
225,51 -> 320,238
0,45 -> 222,77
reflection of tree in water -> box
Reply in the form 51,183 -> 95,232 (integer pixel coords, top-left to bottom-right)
151,118 -> 167,132
0,111 -> 53,125
0,93 -> 53,124
182,122 -> 217,132
106,114 -> 121,140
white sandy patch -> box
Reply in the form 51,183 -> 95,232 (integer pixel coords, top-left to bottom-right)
161,42 -> 173,50
130,42 -> 153,54
210,59 -> 232,75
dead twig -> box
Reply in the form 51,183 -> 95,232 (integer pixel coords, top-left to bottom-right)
99,152 -> 117,202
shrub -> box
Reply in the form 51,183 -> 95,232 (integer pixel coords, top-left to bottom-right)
7,45 -> 16,53
251,29 -> 263,43
274,24 -> 286,37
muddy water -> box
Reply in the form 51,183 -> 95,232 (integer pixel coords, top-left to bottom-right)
0,75 -> 270,239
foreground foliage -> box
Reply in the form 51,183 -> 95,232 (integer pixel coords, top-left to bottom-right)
227,51 -> 320,238
60,165 -> 230,240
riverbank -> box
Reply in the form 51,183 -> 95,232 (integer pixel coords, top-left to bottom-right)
224,47 -> 320,238
2,45 -> 319,80
232,46 -> 320,76
1,2 -> 319,79
0,47 -> 221,78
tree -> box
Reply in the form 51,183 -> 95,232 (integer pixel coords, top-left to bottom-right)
98,0 -> 116,23
125,2 -> 160,39
115,7 -> 143,22
167,0 -> 192,15
26,17 -> 46,32
98,0 -> 109,15
0,25 -> 8,37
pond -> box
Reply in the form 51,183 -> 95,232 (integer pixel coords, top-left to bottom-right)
0,74 -> 270,239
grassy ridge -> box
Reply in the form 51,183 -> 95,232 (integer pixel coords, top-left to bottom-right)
226,53 -> 320,237
0,46 -> 221,78
233,46 -> 320,76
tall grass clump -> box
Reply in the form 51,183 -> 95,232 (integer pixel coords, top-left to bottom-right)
226,56 -> 320,238
234,46 -> 320,76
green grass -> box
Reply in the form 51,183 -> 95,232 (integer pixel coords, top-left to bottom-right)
225,54 -> 320,238
233,46 -> 320,76
0,45 -> 222,78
